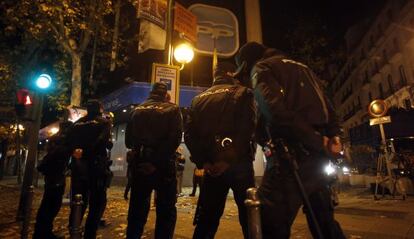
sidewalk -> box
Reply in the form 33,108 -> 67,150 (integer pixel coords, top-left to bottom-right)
1,177 -> 414,238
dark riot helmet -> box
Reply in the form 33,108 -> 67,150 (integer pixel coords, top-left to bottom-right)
86,99 -> 103,117
234,42 -> 266,86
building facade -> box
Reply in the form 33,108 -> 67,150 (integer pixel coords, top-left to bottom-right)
331,0 -> 414,146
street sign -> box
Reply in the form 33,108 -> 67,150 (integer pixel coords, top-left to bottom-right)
174,2 -> 197,43
151,63 -> 180,104
368,99 -> 388,118
189,4 -> 239,57
136,0 -> 167,28
369,116 -> 392,126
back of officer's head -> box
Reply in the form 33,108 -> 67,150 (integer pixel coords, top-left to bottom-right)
150,82 -> 168,100
213,62 -> 236,85
235,42 -> 266,73
86,99 -> 103,118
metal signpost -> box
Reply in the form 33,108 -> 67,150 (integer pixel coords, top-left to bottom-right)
367,100 -> 404,200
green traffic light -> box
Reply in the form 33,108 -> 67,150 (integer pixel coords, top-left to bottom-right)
35,74 -> 52,89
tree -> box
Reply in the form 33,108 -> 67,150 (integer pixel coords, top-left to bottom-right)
281,14 -> 346,83
3,0 -> 113,106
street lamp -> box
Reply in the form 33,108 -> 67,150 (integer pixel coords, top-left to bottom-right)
174,42 -> 194,70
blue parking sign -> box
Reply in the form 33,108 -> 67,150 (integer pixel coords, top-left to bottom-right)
189,4 -> 239,58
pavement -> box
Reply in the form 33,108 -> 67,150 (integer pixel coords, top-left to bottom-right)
0,177 -> 414,239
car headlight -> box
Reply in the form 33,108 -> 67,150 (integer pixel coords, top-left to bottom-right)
324,163 -> 336,176
342,166 -> 350,174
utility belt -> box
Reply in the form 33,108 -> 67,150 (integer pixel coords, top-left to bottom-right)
131,145 -> 175,167
132,145 -> 156,162
212,134 -> 239,165
130,145 -> 176,178
262,137 -> 313,170
71,148 -> 111,174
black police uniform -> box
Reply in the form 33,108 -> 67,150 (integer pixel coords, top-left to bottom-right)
185,72 -> 256,239
68,103 -> 112,239
236,42 -> 345,239
33,122 -> 72,239
125,83 -> 182,239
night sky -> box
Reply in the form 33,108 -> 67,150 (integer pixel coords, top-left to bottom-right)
260,0 -> 386,51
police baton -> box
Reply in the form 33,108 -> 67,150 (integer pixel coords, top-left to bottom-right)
244,187 -> 262,239
277,139 -> 324,239
264,125 -> 323,239
70,194 -> 83,239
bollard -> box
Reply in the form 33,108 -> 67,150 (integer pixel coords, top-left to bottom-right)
245,187 -> 262,239
21,185 -> 34,239
70,194 -> 83,239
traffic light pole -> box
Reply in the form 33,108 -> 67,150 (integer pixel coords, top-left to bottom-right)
16,117 -> 22,184
16,92 -> 43,220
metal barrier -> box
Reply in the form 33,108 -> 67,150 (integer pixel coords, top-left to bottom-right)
70,194 -> 83,239
20,185 -> 34,239
245,187 -> 262,239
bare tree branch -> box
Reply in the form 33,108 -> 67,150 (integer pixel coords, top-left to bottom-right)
48,22 -> 74,55
79,0 -> 97,52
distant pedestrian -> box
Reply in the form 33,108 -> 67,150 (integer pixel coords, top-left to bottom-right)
175,147 -> 185,197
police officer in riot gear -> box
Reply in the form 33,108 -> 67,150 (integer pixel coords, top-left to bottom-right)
68,99 -> 112,239
234,42 -> 345,239
33,121 -> 73,239
125,82 -> 182,239
185,62 -> 256,239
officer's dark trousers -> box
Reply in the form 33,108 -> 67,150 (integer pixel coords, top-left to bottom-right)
126,171 -> 177,239
258,157 -> 345,239
69,176 -> 107,239
33,184 -> 65,239
193,161 -> 255,239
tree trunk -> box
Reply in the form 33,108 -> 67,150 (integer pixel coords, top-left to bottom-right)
110,0 -> 121,72
71,54 -> 82,106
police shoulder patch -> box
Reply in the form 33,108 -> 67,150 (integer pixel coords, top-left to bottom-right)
136,105 -> 164,110
197,88 -> 231,99
281,58 -> 309,69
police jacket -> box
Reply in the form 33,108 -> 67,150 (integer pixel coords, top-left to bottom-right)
37,127 -> 72,187
69,115 -> 112,158
68,115 -> 112,179
185,77 -> 256,167
125,95 -> 183,167
251,49 -> 341,153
